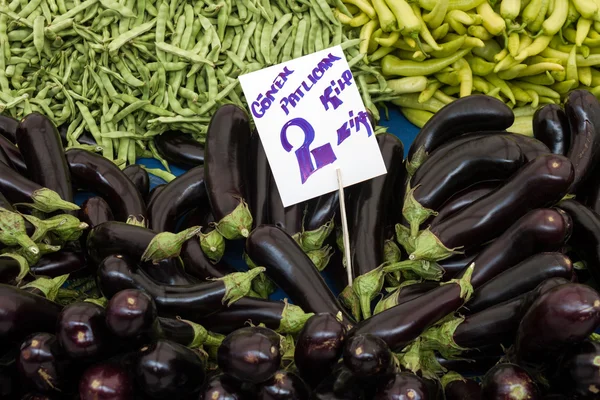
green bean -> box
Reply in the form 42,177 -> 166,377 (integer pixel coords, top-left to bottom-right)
260,21 -> 272,64
53,0 -> 98,23
237,20 -> 256,60
107,19 -> 156,54
293,18 -> 307,59
155,42 -> 215,66
17,0 -> 42,19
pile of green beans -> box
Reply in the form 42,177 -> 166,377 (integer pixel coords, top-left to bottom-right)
336,0 -> 600,135
0,0 -> 388,168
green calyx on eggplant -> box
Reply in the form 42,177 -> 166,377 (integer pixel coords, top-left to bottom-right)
297,219 -> 335,252
383,259 -> 444,280
213,267 -> 267,306
21,274 -> 70,302
141,226 -> 201,263
24,214 -> 87,242
408,228 -> 463,262
403,185 -> 438,238
199,228 -> 225,263
0,252 -> 29,283
277,299 -> 315,335
0,209 -> 39,256
395,224 -> 416,254
213,199 -> 253,240
374,281 -> 439,315
352,266 -> 386,320
307,245 -> 334,272
339,285 -> 362,322
179,317 -> 224,348
17,188 -> 80,213
244,253 -> 277,299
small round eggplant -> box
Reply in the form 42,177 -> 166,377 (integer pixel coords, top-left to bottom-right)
445,378 -> 481,400
343,334 -> 392,378
481,364 -> 540,399
533,104 -> 571,155
0,115 -> 17,143
17,333 -> 68,394
294,313 -> 346,387
217,326 -> 281,384
555,339 -> 600,398
135,340 -> 205,399
258,370 -> 310,400
123,165 -> 150,199
79,363 -> 134,400
199,374 -> 248,400
374,373 -> 429,400
105,289 -> 157,338
30,251 -> 87,278
154,131 -> 204,169
56,302 -> 109,360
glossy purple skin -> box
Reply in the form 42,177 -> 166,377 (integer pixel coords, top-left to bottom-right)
481,364 -> 540,400
17,333 -> 66,394
105,289 -> 157,338
445,379 -> 481,400
294,313 -> 346,387
0,115 -> 17,142
79,363 -> 134,400
431,182 -> 498,226
135,340 -> 205,399
556,339 -> 600,399
374,373 -> 429,400
56,302 -> 109,359
123,164 -> 149,199
218,326 -> 281,384
258,370 -> 310,400
343,334 -> 392,378
80,197 -> 114,229
0,133 -> 27,175
533,104 -> 571,155
0,256 -> 22,284
30,251 -> 87,278
313,367 -> 365,400
155,131 -> 205,169
199,374 -> 247,400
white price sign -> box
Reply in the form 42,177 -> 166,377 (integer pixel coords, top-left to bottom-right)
239,45 -> 386,207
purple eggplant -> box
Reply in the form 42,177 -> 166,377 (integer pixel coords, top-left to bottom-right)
154,131 -> 204,169
440,252 -> 478,281
374,373 -> 430,400
17,333 -> 69,394
80,197 -> 114,229
56,302 -> 109,359
506,133 -> 552,161
146,184 -> 165,208
268,174 -> 304,237
555,338 -> 600,398
436,349 -> 502,377
249,132 -> 271,228
217,326 -> 281,384
374,282 -> 439,314
313,366 -> 365,400
0,256 -> 26,284
258,370 -> 310,400
343,334 -> 392,378
444,377 -> 481,400
30,251 -> 87,278
0,134 -> 27,175
199,374 -> 248,400
79,363 -> 134,400
411,155 -> 574,262
515,283 -> 600,365
123,165 -> 150,199
180,237 -> 237,282
481,364 -> 540,399
0,115 -> 17,143
305,192 -> 339,232
105,289 -> 157,338
533,104 -> 571,155
430,182 -> 498,225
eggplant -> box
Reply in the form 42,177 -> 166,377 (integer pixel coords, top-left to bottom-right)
79,363 -> 134,400
406,135 -> 523,233
411,155 -> 574,261
135,340 -> 205,399
430,182 -> 498,226
507,133 -> 553,161
0,115 -> 17,143
58,123 -> 96,147
16,113 -> 73,204
515,283 -> 600,365
105,289 -> 157,338
199,374 -> 248,400
142,257 -> 198,286
465,252 -> 573,314
146,184 -> 165,208
0,347 -> 18,398
374,373 -> 430,400
555,338 -> 600,398
30,251 -> 87,278
148,166 -> 207,233
96,254 -> 261,320
0,134 -> 27,175
205,104 -> 252,239
0,145 -> 15,171
268,174 -> 304,237
246,225 -> 354,326
180,237 -> 237,281
343,334 -> 392,378
481,364 -> 540,399
0,256 -> 26,284
436,349 -> 502,377
56,301 -> 109,359
249,132 -> 271,228
294,313 -> 346,387
17,333 -> 69,394
80,197 -> 114,229
66,149 -> 146,222
374,282 -> 439,314
565,90 -> 600,192
123,165 -> 150,199
258,370 -> 310,400
305,192 -> 339,232
444,377 -> 481,400
313,366 -> 365,400
0,284 -> 62,344
154,131 -> 204,169
439,252 -> 477,281
533,104 -> 571,155
405,95 -> 514,174
349,134 -> 404,279
217,326 -> 281,384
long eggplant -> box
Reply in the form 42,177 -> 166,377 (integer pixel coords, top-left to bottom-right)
406,95 -> 514,174
154,131 -> 205,168
481,364 -> 540,399
565,90 -> 600,192
430,182 -> 498,225
410,156 -> 574,262
258,370 -> 310,400
17,332 -> 69,394
0,145 -> 14,171
533,104 -> 571,155
16,113 -> 73,204
148,166 -> 208,232
56,301 -> 109,360
123,164 -> 150,199
30,251 -> 87,278
515,283 -> 600,365
373,281 -> 439,314
246,225 -> 354,326
146,184 -> 165,208
374,373 -> 430,400
465,252 -> 573,314
66,149 -> 146,222
0,115 -> 17,143
439,252 -> 478,280
555,338 -> 600,398
507,133 -> 552,161
180,238 -> 237,281
0,134 -> 27,175
306,192 -> 339,232
406,135 -> 523,233
268,174 -> 304,237
349,134 -> 404,279
205,104 -> 252,239
249,132 -> 271,228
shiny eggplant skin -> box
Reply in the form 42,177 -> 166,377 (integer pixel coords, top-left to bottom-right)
445,378 -> 481,400
249,132 -> 271,228
294,313 -> 346,387
411,135 -> 523,212
79,363 -> 134,400
431,183 -> 498,225
157,317 -> 196,346
0,115 -> 17,143
56,302 -> 109,359
349,134 -> 404,278
406,95 -> 514,166
428,155 -> 574,252
313,366 -> 365,400
246,225 -> 354,326
205,105 -> 251,223
374,373 -> 430,400
135,340 -> 205,399
343,334 -> 392,378
105,289 -> 157,338
533,104 -> 571,155
217,326 -> 281,384
0,160 -> 59,205
30,251 -> 87,278
515,283 -> 600,365
268,174 -> 304,236
258,370 -> 310,400
180,238 -> 237,281
154,131 -> 205,169
559,199 -> 600,285
199,374 -> 247,400
440,252 -> 477,281
66,149 -> 146,222
17,333 -> 69,394
0,256 -> 23,284
148,166 -> 207,232
465,252 -> 573,314
0,284 -> 62,344
80,197 -> 114,229
58,123 -> 96,147
565,90 -> 600,192
555,339 -> 600,398
146,184 -> 165,208
507,133 -> 552,161
0,145 -> 15,170
481,364 -> 540,400
123,165 -> 150,199
16,113 -> 72,203
306,192 -> 339,232
0,134 -> 27,175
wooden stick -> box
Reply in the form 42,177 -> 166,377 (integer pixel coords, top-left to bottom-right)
337,168 -> 353,287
